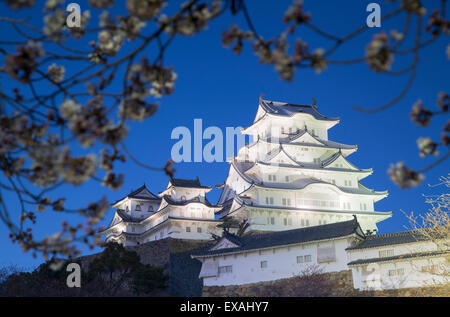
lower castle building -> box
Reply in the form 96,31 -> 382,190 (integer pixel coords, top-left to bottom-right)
191,218 -> 449,291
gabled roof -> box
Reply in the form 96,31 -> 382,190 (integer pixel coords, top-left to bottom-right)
244,131 -> 357,153
116,209 -> 142,223
321,151 -> 372,173
102,208 -> 147,232
259,99 -> 340,122
261,145 -> 301,166
170,177 -> 211,189
159,177 -> 212,196
162,195 -> 217,208
288,129 -> 325,145
214,231 -> 244,248
111,184 -> 161,207
346,229 -> 436,250
192,218 -> 364,257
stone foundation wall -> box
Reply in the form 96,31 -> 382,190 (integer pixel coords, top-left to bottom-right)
202,270 -> 358,297
202,270 -> 449,297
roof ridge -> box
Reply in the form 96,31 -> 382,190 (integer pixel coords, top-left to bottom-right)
369,229 -> 424,238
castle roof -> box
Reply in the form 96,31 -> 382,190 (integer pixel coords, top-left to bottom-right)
192,218 -> 364,257
111,184 -> 161,207
259,99 -> 340,122
346,229 -> 439,250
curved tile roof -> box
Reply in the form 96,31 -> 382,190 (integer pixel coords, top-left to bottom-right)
170,177 -> 211,189
111,184 -> 161,206
346,229 -> 436,250
259,99 -> 340,122
192,218 -> 363,257
162,195 -> 216,208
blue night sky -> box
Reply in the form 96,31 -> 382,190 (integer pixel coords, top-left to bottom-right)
0,0 -> 448,270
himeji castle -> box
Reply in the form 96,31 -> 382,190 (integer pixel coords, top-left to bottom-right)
102,178 -> 222,245
101,97 -> 449,291
216,97 -> 392,234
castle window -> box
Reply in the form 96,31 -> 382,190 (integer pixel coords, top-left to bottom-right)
306,219 -> 310,226
197,227 -> 202,233
282,217 -> 292,226
421,265 -> 439,274
218,266 -> 232,274
379,249 -> 394,258
388,268 -> 405,276
148,205 -> 154,212
285,176 -> 289,182
269,217 -> 275,225
260,261 -> 268,268
135,204 -> 141,211
297,255 -> 312,263
186,227 -> 191,232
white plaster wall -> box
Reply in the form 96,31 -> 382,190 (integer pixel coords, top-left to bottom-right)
351,256 -> 449,290
201,238 -> 352,286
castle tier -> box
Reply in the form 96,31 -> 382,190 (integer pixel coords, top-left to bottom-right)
216,98 -> 392,234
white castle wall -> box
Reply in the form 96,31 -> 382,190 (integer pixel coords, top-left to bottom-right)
348,240 -> 449,290
200,237 -> 354,286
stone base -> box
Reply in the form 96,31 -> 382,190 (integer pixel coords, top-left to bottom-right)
202,270 -> 449,297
